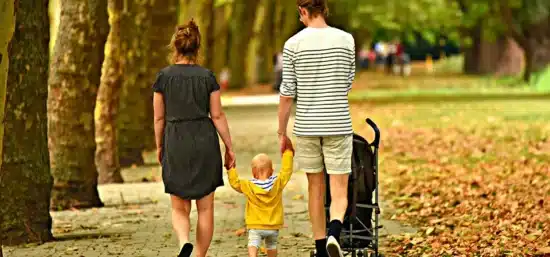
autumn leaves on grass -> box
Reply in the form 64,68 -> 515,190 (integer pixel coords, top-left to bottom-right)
350,101 -> 550,256
377,125 -> 550,256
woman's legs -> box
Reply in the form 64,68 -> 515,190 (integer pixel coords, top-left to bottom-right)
170,195 -> 192,249
195,192 -> 215,257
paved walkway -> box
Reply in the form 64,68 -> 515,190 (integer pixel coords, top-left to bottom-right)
4,173 -> 413,257
221,94 -> 279,107
4,103 -> 415,257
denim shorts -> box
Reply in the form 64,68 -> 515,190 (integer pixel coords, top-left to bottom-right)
248,229 -> 279,250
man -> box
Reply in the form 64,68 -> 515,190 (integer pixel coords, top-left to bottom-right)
277,1 -> 356,257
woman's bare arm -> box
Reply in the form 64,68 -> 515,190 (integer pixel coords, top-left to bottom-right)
210,90 -> 232,151
153,92 -> 165,151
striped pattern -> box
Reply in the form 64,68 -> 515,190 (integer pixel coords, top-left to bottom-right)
250,176 -> 277,191
280,27 -> 356,136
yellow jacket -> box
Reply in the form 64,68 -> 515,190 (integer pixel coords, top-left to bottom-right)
227,150 -> 294,230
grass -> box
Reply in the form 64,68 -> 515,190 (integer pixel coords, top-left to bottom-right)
350,100 -> 550,256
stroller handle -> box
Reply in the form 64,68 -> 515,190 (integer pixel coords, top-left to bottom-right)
366,118 -> 380,148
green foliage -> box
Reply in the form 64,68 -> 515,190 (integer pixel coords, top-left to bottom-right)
329,0 -> 462,43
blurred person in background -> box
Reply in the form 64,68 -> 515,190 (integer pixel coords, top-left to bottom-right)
374,41 -> 386,72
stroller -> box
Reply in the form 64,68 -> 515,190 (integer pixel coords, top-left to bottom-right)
310,118 -> 383,257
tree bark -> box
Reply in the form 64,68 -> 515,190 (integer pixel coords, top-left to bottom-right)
0,0 -> 15,250
256,0 -> 276,84
275,0 -> 299,52
522,17 -> 550,82
143,0 -> 178,152
117,1 -> 153,167
199,0 -> 215,68
48,0 -> 109,210
498,3 -> 550,82
494,37 -> 524,76
228,0 -> 261,89
0,0 -> 53,245
211,4 -> 230,76
523,38 -> 550,82
95,0 -> 124,184
462,24 -> 482,74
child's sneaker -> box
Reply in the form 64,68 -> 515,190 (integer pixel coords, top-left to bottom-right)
326,236 -> 343,257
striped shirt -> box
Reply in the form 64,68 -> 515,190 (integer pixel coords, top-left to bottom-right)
250,176 -> 277,191
280,27 -> 356,136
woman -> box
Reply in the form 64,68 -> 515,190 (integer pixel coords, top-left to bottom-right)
153,20 -> 235,257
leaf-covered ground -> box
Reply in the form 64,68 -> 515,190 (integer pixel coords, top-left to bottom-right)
351,99 -> 550,256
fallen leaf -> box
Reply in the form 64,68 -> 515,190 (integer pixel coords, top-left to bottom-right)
235,228 -> 246,237
292,194 -> 304,200
425,227 -> 435,236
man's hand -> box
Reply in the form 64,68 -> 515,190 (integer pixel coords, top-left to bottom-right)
278,134 -> 288,155
279,134 -> 294,154
284,136 -> 294,153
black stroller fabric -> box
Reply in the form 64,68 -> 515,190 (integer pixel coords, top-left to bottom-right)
326,133 -> 376,248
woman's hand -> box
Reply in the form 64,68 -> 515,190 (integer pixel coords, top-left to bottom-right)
224,149 -> 236,170
156,147 -> 163,164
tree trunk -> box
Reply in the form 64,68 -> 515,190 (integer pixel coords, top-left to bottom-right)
494,38 -> 524,77
0,0 -> 15,250
522,38 -> 550,82
199,0 -> 215,68
256,0 -> 276,84
178,0 -> 195,24
145,0 -> 178,152
211,4 -> 230,76
117,1 -> 153,167
477,36 -> 507,74
0,0 -> 53,245
275,0 -> 299,52
95,0 -> 124,184
228,0 -> 260,89
48,0 -> 109,210
462,24 -> 482,74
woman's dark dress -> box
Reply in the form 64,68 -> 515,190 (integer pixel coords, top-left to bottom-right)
152,64 -> 223,200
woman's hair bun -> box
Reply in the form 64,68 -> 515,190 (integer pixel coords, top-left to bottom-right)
170,19 -> 201,63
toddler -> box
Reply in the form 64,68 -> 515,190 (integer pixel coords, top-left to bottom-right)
226,138 -> 294,257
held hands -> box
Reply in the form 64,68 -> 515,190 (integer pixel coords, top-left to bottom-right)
224,148 -> 236,170
278,134 -> 294,154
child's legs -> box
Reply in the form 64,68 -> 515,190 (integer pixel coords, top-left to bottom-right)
247,230 -> 262,257
264,230 -> 279,257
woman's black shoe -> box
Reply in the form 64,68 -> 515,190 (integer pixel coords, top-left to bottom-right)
178,243 -> 193,257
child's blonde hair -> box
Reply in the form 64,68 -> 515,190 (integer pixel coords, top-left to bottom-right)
251,154 -> 273,178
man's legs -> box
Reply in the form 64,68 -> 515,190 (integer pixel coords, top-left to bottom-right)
307,173 -> 326,240
323,135 -> 353,257
296,136 -> 328,257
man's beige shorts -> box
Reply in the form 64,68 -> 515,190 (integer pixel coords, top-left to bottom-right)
295,135 -> 352,175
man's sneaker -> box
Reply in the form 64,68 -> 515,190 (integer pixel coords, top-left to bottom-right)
326,236 -> 344,257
